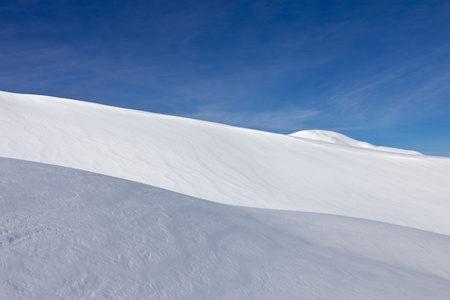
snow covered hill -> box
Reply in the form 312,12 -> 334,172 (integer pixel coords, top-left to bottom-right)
2,158 -> 450,299
1,91 -> 450,235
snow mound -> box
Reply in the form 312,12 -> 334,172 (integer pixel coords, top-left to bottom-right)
290,129 -> 422,155
2,158 -> 450,299
1,91 -> 450,235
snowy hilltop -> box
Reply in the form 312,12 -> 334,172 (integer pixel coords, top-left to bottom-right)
290,129 -> 422,155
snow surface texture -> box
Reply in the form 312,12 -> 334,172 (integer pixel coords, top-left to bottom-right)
1,91 -> 450,235
290,129 -> 422,155
2,158 -> 450,300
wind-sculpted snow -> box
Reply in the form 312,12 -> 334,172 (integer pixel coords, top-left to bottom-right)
1,91 -> 450,235
1,158 -> 450,299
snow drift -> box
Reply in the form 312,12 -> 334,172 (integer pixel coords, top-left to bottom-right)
1,91 -> 450,235
2,158 -> 450,299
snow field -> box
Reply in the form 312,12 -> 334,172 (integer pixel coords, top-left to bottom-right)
1,158 -> 450,299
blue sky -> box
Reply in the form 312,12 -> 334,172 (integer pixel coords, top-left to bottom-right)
1,0 -> 450,156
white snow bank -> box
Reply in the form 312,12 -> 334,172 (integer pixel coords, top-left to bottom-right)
290,129 -> 422,155
1,158 -> 450,299
1,91 -> 450,235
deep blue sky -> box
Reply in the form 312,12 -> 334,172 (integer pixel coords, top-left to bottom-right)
1,0 -> 450,156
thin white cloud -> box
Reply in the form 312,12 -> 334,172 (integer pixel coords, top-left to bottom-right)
182,106 -> 319,132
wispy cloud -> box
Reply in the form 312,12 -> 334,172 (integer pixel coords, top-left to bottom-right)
321,38 -> 450,132
181,106 -> 319,133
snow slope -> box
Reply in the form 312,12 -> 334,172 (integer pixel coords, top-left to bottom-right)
1,91 -> 450,235
2,158 -> 450,300
290,129 -> 422,155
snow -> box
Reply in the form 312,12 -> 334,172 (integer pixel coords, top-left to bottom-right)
290,129 -> 422,155
1,90 -> 450,235
2,157 -> 450,299
1,90 -> 450,298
